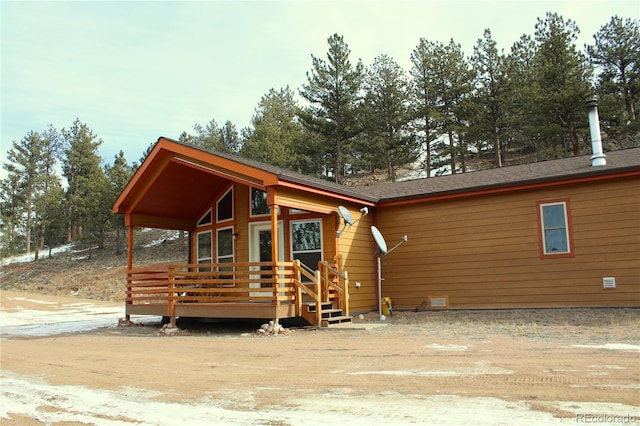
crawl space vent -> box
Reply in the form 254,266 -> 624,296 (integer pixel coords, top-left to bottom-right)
428,296 -> 449,309
602,277 -> 616,289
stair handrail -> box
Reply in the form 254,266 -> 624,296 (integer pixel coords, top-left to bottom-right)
318,260 -> 350,316
289,260 -> 322,324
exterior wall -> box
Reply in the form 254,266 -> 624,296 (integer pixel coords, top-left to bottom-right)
336,204 -> 378,313
376,176 -> 640,310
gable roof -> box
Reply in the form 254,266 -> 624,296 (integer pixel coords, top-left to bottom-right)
114,137 -> 640,229
360,148 -> 640,205
193,141 -> 640,204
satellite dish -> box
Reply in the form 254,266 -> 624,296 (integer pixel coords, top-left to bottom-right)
371,226 -> 388,254
336,205 -> 369,238
338,205 -> 353,225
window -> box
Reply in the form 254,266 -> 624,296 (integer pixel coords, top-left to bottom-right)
197,231 -> 212,271
217,187 -> 233,222
537,199 -> 574,257
197,209 -> 212,226
291,219 -> 322,272
217,227 -> 234,280
217,227 -> 234,263
250,188 -> 270,217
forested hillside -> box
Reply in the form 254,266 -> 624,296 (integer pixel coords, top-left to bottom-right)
1,13 -> 638,259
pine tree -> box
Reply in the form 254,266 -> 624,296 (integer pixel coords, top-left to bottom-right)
469,29 -> 510,167
410,38 -> 443,177
533,12 -> 593,156
362,54 -> 417,181
299,33 -> 365,183
586,15 -> 640,140
241,87 -> 306,169
105,151 -> 134,255
1,127 -> 62,258
61,118 -> 104,243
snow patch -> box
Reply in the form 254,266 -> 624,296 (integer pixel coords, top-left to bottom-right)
0,243 -> 74,266
572,344 -> 640,352
5,372 -> 636,425
425,343 -> 470,352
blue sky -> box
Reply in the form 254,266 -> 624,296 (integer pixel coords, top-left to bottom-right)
2,0 -> 638,172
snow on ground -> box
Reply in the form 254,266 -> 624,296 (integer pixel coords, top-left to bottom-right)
572,344 -> 640,352
1,297 -> 638,425
0,243 -> 75,266
2,370 -> 637,426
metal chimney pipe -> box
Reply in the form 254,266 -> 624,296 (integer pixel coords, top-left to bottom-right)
586,99 -> 607,166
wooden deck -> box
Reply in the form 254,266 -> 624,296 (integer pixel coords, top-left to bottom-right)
126,260 -> 350,326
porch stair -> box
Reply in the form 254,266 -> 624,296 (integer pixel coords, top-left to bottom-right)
302,302 -> 352,327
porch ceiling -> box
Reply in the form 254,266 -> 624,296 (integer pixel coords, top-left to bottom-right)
133,159 -> 229,226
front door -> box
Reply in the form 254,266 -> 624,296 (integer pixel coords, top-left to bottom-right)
249,222 -> 284,296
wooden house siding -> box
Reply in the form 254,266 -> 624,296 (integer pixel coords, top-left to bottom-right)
336,208 -> 377,313
375,176 -> 640,310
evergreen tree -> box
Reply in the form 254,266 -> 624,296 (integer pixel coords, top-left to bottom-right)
299,33 -> 365,183
0,171 -> 24,257
61,118 -> 104,243
1,127 -> 62,258
469,29 -> 510,167
506,34 -> 544,158
241,87 -> 306,169
410,38 -> 443,177
191,119 -> 239,154
105,151 -> 134,255
425,39 -> 474,173
533,12 -> 593,156
586,16 -> 640,141
362,54 -> 417,181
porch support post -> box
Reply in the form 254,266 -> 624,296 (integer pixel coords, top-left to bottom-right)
270,203 -> 280,309
125,224 -> 134,321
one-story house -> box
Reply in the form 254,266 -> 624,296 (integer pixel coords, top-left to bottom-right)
112,137 -> 640,326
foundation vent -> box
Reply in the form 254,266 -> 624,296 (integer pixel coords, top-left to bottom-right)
603,277 -> 616,289
428,296 -> 449,309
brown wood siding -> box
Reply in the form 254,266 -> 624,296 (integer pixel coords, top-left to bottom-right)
376,176 -> 640,310
336,206 -> 378,313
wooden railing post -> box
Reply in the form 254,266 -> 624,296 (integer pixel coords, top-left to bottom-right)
294,260 -> 302,317
315,270 -> 322,326
168,267 -> 176,327
343,270 -> 349,316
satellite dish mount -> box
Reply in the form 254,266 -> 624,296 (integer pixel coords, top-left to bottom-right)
371,226 -> 408,321
336,206 -> 369,238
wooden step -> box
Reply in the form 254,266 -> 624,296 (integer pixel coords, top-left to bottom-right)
301,303 -> 352,327
322,315 -> 353,327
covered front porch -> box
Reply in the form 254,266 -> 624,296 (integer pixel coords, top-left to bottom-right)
126,256 -> 351,327
112,138 -> 379,326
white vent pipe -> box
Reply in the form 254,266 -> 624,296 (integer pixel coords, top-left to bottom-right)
586,99 -> 607,166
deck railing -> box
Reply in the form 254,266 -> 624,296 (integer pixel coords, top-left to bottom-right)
126,260 -> 349,325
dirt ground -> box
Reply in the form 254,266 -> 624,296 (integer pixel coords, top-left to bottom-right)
1,291 -> 639,425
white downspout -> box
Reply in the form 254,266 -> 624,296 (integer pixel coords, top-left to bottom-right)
586,99 -> 607,166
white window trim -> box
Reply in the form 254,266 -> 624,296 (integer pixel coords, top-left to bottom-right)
289,218 -> 323,262
196,230 -> 212,264
216,187 -> 234,223
249,187 -> 271,218
216,226 -> 235,263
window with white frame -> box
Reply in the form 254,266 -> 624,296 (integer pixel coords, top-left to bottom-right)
290,219 -> 322,271
250,188 -> 270,217
197,230 -> 212,271
198,209 -> 212,226
538,200 -> 573,256
217,227 -> 234,281
217,187 -> 233,222
217,227 -> 234,264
